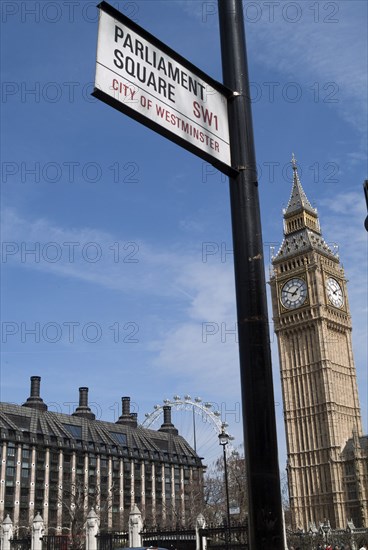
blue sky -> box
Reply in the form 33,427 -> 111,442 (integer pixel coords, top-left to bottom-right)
1,0 -> 367,470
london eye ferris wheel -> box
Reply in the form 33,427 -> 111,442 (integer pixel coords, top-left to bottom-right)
142,394 -> 235,466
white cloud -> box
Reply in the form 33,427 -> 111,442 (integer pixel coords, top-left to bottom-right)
248,2 -> 367,134
319,191 -> 366,217
2,206 -> 242,397
179,1 -> 367,141
1,207 -> 188,298
3,197 -> 366,453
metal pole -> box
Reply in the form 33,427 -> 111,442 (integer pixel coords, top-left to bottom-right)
217,1 -> 285,548
223,444 -> 231,550
193,405 -> 197,453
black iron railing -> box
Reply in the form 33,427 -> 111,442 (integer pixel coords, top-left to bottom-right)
42,535 -> 70,550
10,537 -> 31,550
96,531 -> 128,550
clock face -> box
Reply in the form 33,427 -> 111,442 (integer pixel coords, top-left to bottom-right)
326,277 -> 344,308
281,278 -> 307,309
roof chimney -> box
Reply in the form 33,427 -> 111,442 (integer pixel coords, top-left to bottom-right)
130,412 -> 138,427
116,396 -> 137,426
159,406 -> 178,435
122,396 -> 130,415
72,387 -> 95,420
22,376 -> 48,411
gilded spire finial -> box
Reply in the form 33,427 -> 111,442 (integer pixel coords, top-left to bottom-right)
291,152 -> 297,171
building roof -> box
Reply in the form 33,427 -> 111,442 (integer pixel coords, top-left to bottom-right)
283,157 -> 317,218
0,401 -> 201,465
274,228 -> 336,260
0,378 -> 203,467
341,433 -> 368,457
273,155 -> 338,263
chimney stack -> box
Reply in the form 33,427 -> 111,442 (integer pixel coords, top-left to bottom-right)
122,396 -> 130,416
22,376 -> 48,411
116,396 -> 137,427
159,406 -> 178,435
163,406 -> 172,425
30,376 -> 41,398
72,387 -> 95,420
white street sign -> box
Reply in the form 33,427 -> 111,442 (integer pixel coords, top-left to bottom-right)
93,2 -> 233,175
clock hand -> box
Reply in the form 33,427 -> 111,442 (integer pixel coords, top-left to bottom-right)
285,290 -> 296,296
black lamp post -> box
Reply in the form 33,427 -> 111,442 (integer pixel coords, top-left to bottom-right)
217,2 -> 285,546
219,427 -> 231,549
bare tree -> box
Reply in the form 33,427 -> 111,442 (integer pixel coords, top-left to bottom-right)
59,480 -> 117,548
60,482 -> 88,550
203,446 -> 248,525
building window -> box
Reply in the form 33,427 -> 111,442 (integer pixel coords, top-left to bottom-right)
344,462 -> 354,476
7,445 -> 15,457
22,448 -> 30,459
110,432 -> 127,446
63,424 -> 82,439
347,482 -> 358,501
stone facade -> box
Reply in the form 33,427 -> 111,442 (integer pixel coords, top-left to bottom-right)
0,377 -> 204,533
270,160 -> 368,530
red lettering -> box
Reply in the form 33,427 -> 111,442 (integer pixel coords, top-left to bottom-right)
192,101 -> 219,131
193,101 -> 201,119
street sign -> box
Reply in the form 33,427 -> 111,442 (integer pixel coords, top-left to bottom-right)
92,1 -> 234,176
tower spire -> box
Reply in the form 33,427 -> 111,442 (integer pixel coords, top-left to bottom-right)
284,153 -> 316,217
291,152 -> 297,170
273,154 -> 336,261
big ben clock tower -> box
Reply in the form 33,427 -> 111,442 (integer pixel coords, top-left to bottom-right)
270,156 -> 366,531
